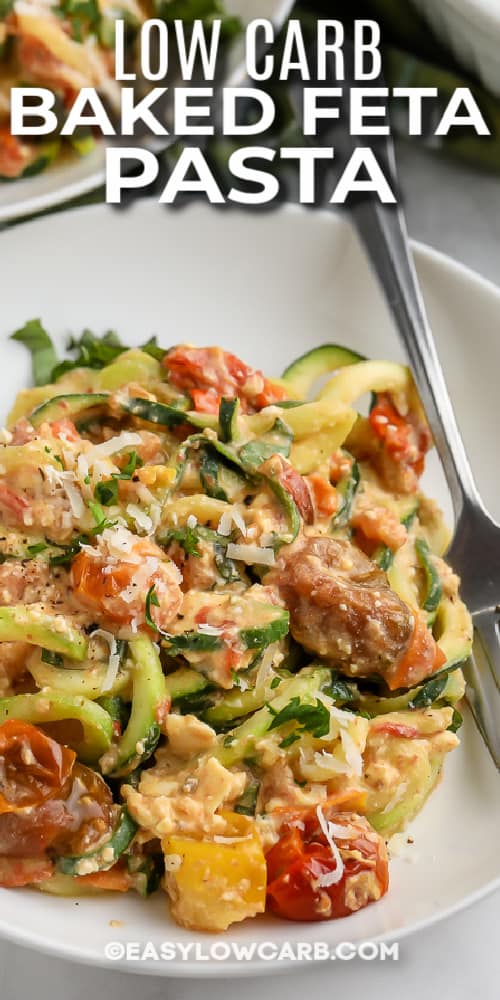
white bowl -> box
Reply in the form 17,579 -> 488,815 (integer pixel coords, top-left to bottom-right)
1,202 -> 500,975
0,0 -> 295,223
413,0 -> 500,96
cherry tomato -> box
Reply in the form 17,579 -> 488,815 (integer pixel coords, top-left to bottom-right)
50,763 -> 116,857
0,856 -> 54,888
369,394 -> 431,480
71,550 -> 137,623
0,720 -> 75,814
48,419 -> 81,442
266,455 -> 314,524
389,614 -> 446,690
0,762 -> 115,862
306,473 -> 338,518
266,806 -> 388,922
163,346 -> 288,413
71,540 -> 182,628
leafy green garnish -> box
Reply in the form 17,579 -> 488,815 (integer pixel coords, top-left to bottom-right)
11,320 -> 59,387
145,584 -> 160,631
279,731 -> 301,749
94,479 -> 119,507
93,451 -> 143,507
325,673 -> 358,705
141,337 -> 166,363
268,696 -> 331,740
120,451 -> 142,478
238,418 -> 293,471
200,451 -> 228,502
51,330 -> 123,380
162,525 -> 201,558
26,542 -> 48,556
48,515 -> 115,567
270,676 -> 282,689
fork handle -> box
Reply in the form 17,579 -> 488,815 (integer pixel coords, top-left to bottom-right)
351,196 -> 483,523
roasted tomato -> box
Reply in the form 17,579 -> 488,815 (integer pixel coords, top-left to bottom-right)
163,346 -> 288,414
0,855 -> 54,888
266,805 -> 388,922
0,720 -> 75,814
0,721 -> 115,880
71,533 -> 182,629
259,454 -> 314,524
389,614 -> 446,690
369,394 -> 431,487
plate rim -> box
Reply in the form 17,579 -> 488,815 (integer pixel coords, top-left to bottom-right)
0,199 -> 499,975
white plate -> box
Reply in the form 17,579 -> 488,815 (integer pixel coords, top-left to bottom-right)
0,0 -> 294,224
0,202 -> 499,976
413,0 -> 500,97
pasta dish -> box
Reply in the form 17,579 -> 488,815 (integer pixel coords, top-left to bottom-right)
0,324 -> 472,930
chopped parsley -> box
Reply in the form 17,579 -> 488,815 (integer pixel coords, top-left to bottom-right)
162,525 -> 201,558
94,478 -> 119,507
93,451 -> 143,507
268,696 -> 331,742
145,584 -> 161,631
26,541 -> 47,556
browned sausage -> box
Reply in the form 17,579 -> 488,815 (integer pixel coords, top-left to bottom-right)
268,535 -> 414,682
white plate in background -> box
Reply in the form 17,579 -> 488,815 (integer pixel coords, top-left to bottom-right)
0,201 -> 499,974
0,0 -> 294,224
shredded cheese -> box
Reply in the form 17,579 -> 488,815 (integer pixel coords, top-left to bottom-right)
226,543 -> 275,567
316,804 -> 345,888
89,629 -> 120,692
89,431 -> 142,460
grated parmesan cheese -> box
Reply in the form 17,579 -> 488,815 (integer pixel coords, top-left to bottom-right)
226,543 -> 275,567
89,628 -> 120,692
316,804 -> 345,887
88,431 -> 142,460
126,503 -> 153,534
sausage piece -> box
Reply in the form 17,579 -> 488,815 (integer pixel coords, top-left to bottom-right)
268,535 -> 414,684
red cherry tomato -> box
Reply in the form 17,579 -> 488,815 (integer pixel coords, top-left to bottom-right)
389,614 -> 446,690
0,760 -> 116,876
163,346 -> 288,413
369,394 -> 431,479
266,806 -> 388,922
0,720 -> 76,814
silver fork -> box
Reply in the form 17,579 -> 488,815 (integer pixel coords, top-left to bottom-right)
289,43 -> 500,768
352,182 -> 500,769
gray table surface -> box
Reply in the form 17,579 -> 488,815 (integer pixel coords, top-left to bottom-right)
1,142 -> 500,999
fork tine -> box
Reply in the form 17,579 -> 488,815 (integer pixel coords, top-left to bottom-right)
464,610 -> 500,769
